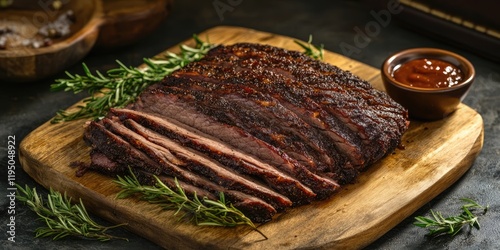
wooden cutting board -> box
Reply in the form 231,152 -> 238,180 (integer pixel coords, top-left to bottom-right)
19,26 -> 484,250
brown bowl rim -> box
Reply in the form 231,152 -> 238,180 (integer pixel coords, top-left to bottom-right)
381,47 -> 475,93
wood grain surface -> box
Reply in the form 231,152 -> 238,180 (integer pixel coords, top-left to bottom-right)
19,26 -> 484,250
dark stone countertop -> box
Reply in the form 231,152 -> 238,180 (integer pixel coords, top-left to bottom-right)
1,0 -> 499,249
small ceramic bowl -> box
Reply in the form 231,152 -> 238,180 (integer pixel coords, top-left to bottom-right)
381,48 -> 475,120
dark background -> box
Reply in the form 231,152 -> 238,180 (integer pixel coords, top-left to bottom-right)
2,0 -> 499,249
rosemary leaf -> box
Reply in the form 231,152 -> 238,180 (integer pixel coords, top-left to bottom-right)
294,35 -> 324,60
16,184 -> 128,241
114,170 -> 267,240
50,34 -> 214,123
413,198 -> 489,237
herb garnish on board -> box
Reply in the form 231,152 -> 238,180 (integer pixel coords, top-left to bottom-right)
50,35 -> 214,123
49,35 -> 323,123
16,184 -> 127,241
114,169 -> 267,239
414,198 -> 489,237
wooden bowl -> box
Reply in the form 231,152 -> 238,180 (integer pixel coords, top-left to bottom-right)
0,0 -> 103,82
0,0 -> 172,83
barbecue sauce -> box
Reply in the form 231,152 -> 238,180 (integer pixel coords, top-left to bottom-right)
392,58 -> 463,88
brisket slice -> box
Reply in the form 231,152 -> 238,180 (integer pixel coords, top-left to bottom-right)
83,121 -> 162,175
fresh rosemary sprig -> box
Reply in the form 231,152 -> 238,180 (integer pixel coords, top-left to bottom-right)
414,198 -> 489,237
294,35 -> 324,60
114,170 -> 267,240
15,184 -> 127,241
50,34 -> 324,123
50,35 -> 214,123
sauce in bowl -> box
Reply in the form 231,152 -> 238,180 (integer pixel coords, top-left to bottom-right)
392,58 -> 463,88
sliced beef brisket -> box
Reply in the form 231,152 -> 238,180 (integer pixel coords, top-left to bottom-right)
81,42 -> 409,223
